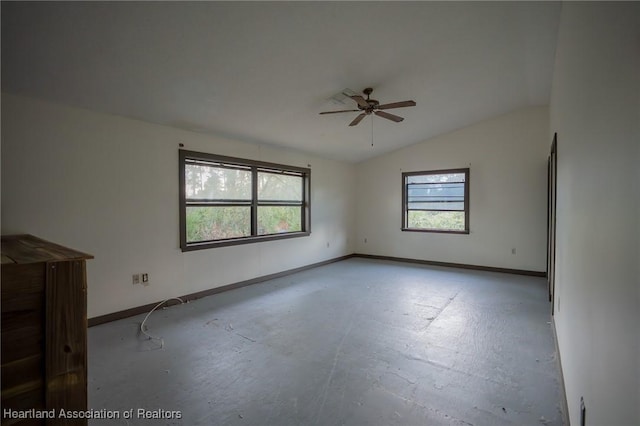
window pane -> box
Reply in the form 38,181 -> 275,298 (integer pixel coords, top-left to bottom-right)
186,206 -> 250,242
408,202 -> 465,211
408,182 -> 465,211
407,173 -> 465,184
185,164 -> 251,200
407,211 -> 465,231
258,172 -> 302,201
257,206 -> 302,235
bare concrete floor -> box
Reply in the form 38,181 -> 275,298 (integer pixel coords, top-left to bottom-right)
88,258 -> 564,425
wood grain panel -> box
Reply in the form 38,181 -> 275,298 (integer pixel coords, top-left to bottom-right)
45,261 -> 87,425
1,324 -> 43,365
1,387 -> 46,425
1,235 -> 92,264
1,263 -> 45,313
2,355 -> 44,393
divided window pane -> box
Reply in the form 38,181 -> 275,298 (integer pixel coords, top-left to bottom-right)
258,206 -> 302,235
185,163 -> 251,201
407,211 -> 465,231
402,168 -> 469,233
407,180 -> 465,211
180,151 -> 310,250
258,171 -> 303,202
186,206 -> 251,242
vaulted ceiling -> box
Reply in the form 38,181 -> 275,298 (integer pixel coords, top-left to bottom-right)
1,2 -> 561,162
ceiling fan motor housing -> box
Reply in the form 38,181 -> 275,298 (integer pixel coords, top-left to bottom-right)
361,88 -> 379,111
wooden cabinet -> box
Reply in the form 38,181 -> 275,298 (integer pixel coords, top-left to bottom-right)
1,235 -> 93,425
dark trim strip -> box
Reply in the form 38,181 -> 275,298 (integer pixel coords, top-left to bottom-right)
401,228 -> 470,235
407,209 -> 466,212
551,317 -> 571,426
181,230 -> 310,251
181,149 -> 310,174
352,253 -> 546,277
186,202 -> 252,207
402,168 -> 469,177
88,254 -> 354,327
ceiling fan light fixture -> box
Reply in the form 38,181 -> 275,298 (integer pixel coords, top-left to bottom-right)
341,88 -> 358,97
330,88 -> 358,105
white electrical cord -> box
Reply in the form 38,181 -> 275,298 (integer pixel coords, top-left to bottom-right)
139,297 -> 184,349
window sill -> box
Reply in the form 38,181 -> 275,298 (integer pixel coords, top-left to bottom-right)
181,231 -> 311,252
401,228 -> 470,235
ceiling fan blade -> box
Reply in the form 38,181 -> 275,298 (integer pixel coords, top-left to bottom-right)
319,109 -> 360,115
350,95 -> 370,109
349,113 -> 367,126
377,100 -> 416,110
375,110 -> 404,122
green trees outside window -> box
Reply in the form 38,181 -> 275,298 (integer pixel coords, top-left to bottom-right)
179,151 -> 310,250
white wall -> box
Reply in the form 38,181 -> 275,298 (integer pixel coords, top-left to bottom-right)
549,3 -> 639,426
355,106 -> 549,272
1,94 -> 356,318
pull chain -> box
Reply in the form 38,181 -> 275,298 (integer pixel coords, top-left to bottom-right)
371,115 -> 374,147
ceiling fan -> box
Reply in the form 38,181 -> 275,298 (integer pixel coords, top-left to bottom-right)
320,87 -> 416,126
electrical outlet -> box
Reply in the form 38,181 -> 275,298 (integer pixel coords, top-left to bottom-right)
326,242 -> 330,248
364,238 -> 367,243
132,274 -> 140,285
142,273 -> 149,283
511,248 -> 516,255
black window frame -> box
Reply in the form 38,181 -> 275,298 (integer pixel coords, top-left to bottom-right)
402,167 -> 470,234
179,150 -> 311,251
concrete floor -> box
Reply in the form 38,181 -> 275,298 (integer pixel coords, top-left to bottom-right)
88,258 -> 565,425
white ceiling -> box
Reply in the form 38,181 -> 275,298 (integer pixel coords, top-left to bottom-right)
1,2 -> 561,163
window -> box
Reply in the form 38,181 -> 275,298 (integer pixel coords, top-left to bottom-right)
179,150 -> 310,251
402,168 -> 469,234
